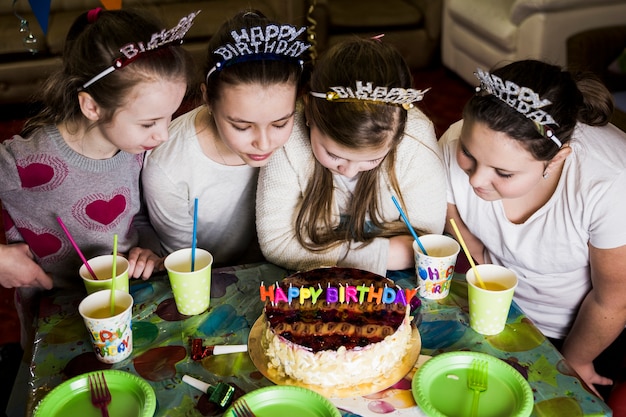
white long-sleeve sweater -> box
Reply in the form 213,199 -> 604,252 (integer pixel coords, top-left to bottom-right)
256,107 -> 447,275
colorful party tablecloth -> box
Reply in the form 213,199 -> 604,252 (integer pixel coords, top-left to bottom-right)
25,263 -> 611,417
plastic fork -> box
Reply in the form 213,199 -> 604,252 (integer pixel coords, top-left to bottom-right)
232,398 -> 256,417
468,359 -> 488,417
89,372 -> 111,417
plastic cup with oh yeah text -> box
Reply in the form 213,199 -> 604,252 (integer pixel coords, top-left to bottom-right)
78,289 -> 133,364
164,248 -> 213,315
414,234 -> 460,299
466,264 -> 518,335
80,254 -> 130,295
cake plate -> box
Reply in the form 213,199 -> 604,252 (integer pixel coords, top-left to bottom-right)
248,316 -> 421,398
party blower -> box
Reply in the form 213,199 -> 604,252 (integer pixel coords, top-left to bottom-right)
190,338 -> 248,360
183,374 -> 235,408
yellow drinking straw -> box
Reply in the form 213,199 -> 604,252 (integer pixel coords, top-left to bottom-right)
110,234 -> 118,316
449,218 -> 486,289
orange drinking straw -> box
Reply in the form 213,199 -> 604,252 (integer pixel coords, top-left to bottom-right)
449,218 -> 486,289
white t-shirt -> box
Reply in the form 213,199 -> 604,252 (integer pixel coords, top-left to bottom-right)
142,106 -> 259,266
440,120 -> 626,339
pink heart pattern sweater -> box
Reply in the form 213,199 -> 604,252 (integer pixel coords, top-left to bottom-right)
0,125 -> 144,290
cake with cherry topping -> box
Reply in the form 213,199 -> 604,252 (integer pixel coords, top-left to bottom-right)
260,267 -> 418,389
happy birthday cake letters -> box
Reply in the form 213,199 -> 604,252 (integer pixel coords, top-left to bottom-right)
259,282 -> 417,306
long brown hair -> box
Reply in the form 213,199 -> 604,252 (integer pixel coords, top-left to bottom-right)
22,9 -> 193,137
296,38 -> 415,252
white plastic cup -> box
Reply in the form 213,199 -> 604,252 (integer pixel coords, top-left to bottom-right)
414,234 -> 460,299
78,289 -> 133,363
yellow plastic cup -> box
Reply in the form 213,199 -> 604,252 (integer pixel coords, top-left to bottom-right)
80,255 -> 130,294
466,264 -> 518,335
164,248 -> 213,315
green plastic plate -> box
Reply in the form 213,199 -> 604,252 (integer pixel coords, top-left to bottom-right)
224,385 -> 341,417
412,351 -> 533,417
34,370 -> 156,417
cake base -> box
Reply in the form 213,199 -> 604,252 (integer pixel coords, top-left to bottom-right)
248,315 -> 422,398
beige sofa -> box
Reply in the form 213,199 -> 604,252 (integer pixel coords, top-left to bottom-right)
0,0 -> 306,105
567,26 -> 626,132
442,0 -> 626,85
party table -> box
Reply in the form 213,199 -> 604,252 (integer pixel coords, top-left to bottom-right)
24,262 -> 611,417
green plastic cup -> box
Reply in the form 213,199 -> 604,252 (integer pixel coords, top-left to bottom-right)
80,255 -> 130,295
164,248 -> 213,315
466,264 -> 518,335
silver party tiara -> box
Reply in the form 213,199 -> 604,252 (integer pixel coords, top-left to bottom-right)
474,68 -> 562,148
206,24 -> 310,81
81,11 -> 200,89
310,81 -> 429,110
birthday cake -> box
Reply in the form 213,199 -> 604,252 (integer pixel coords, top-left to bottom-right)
259,267 -> 417,389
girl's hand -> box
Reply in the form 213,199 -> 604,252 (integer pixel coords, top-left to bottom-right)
0,243 -> 53,289
387,235 -> 416,271
126,247 -> 164,280
566,359 -> 613,399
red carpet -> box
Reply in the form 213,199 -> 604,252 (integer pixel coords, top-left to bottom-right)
412,66 -> 474,137
0,119 -> 25,143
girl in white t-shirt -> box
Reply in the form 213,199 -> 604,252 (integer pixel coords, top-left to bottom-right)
440,59 -> 626,398
142,11 -> 310,266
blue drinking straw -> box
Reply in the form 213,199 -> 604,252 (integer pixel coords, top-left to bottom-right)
391,196 -> 429,256
191,198 -> 198,271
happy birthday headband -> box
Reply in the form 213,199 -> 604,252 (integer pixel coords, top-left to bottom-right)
205,24 -> 310,82
81,10 -> 200,90
474,68 -> 562,148
310,81 -> 429,110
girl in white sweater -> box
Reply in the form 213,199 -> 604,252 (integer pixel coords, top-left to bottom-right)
256,38 -> 447,276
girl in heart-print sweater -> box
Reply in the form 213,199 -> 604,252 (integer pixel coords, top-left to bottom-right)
0,8 -> 194,347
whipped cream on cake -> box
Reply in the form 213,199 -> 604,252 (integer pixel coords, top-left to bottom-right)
260,267 -> 417,388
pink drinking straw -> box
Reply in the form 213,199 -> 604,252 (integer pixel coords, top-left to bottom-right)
56,216 -> 98,280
